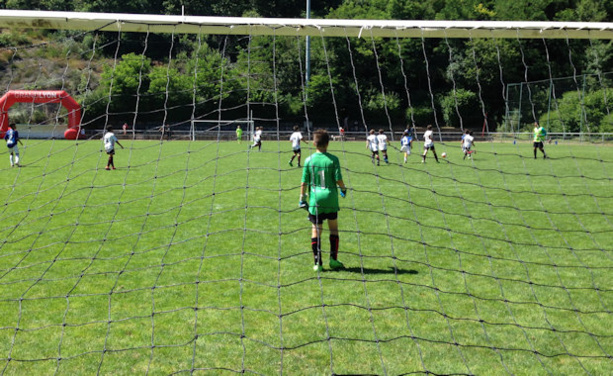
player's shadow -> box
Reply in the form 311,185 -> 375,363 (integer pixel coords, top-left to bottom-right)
8,164 -> 40,169
341,266 -> 418,275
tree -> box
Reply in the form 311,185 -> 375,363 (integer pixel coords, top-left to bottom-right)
439,88 -> 479,128
147,65 -> 193,121
436,0 -> 496,20
541,88 -> 613,133
184,46 -> 239,118
494,0 -> 557,21
97,52 -> 152,117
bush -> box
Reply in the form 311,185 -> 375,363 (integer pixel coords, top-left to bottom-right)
540,88 -> 613,133
406,105 -> 435,127
439,88 -> 480,128
0,30 -> 30,47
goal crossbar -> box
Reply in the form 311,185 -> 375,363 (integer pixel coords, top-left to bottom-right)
2,10 -> 613,39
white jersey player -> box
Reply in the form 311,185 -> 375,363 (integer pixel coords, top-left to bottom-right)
462,130 -> 475,160
366,129 -> 380,165
250,127 -> 263,151
288,125 -> 306,167
103,126 -> 124,170
421,124 -> 439,163
376,129 -> 389,164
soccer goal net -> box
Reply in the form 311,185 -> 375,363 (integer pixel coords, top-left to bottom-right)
0,10 -> 612,375
189,119 -> 255,141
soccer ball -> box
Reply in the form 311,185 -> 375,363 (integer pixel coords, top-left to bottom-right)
441,152 -> 447,158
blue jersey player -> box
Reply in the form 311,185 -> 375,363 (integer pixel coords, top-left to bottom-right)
400,130 -> 413,163
4,123 -> 23,167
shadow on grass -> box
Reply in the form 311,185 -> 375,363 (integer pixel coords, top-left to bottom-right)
339,267 -> 418,275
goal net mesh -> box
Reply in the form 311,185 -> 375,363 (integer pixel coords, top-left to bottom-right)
0,13 -> 612,375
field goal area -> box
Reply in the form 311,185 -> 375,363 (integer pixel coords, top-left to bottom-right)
188,119 -> 254,141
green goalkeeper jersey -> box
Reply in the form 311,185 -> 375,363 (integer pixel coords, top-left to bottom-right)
533,126 -> 546,142
302,151 -> 343,215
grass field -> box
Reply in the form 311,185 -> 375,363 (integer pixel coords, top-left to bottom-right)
0,137 -> 612,375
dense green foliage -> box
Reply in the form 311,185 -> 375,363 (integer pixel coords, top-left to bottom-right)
2,0 -> 613,131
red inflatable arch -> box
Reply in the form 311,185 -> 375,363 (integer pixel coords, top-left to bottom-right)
0,90 -> 82,140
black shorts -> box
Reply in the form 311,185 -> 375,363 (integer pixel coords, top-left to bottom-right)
533,141 -> 544,148
424,144 -> 435,151
308,211 -> 338,224
106,149 -> 115,155
293,148 -> 301,154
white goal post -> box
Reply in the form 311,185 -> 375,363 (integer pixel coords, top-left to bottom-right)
189,119 -> 255,141
1,10 -> 613,39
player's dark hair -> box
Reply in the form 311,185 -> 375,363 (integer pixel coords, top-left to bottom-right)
107,126 -> 113,132
293,125 -> 300,131
313,129 -> 329,148
369,129 -> 375,134
403,130 -> 408,136
8,123 -> 15,129
427,124 -> 433,130
465,129 -> 470,134
379,129 -> 384,134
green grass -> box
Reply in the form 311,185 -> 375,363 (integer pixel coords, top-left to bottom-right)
1,138 -> 612,375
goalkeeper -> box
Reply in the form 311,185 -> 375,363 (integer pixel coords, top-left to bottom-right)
299,129 -> 347,272
533,121 -> 548,159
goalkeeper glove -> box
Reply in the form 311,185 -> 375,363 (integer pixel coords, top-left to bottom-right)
340,188 -> 347,198
299,194 -> 308,210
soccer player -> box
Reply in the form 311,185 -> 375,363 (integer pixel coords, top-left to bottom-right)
533,121 -> 548,159
159,123 -> 171,141
250,126 -> 262,151
4,123 -> 23,167
400,130 -> 413,163
299,129 -> 347,272
366,129 -> 380,165
236,125 -> 243,143
422,124 -> 440,163
404,126 -> 417,143
103,126 -> 124,170
461,130 -> 475,160
288,125 -> 307,167
377,129 -> 389,164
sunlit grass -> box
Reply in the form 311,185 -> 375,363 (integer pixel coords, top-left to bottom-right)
0,138 -> 612,375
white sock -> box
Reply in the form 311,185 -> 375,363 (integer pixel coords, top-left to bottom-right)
9,155 -> 13,165
15,154 -> 19,165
